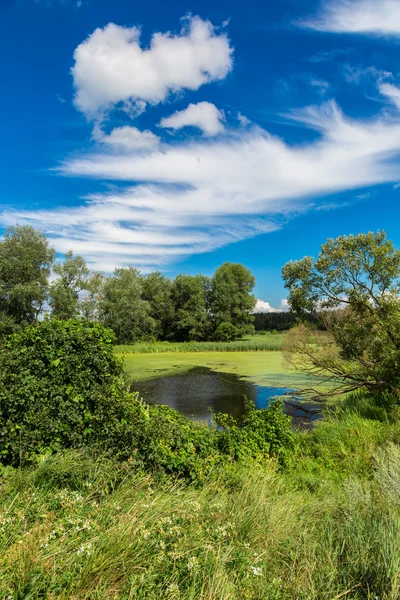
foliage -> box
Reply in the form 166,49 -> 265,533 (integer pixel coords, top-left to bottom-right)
0,319 -> 141,465
214,321 -> 238,341
49,250 -> 89,320
115,333 -> 285,354
171,274 -> 211,341
0,225 -> 55,327
211,262 -> 256,340
0,224 -> 259,344
282,231 -> 400,398
137,404 -> 220,481
100,267 -> 155,344
141,272 -> 175,340
3,403 -> 400,599
80,271 -> 105,322
253,310 -> 321,331
216,398 -> 294,465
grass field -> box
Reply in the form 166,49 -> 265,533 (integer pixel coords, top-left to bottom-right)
2,406 -> 400,599
115,333 -> 285,355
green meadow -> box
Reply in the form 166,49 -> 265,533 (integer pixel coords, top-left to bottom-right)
114,333 -> 285,355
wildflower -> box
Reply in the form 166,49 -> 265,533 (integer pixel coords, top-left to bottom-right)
166,583 -> 180,596
250,566 -> 262,576
187,556 -> 198,571
77,541 -> 93,557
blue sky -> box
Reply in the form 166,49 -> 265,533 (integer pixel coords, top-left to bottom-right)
2,0 -> 400,309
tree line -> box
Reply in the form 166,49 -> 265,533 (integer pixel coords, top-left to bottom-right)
0,225 -> 258,343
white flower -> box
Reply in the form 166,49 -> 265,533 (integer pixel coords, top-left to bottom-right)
77,541 -> 93,557
187,556 -> 199,571
250,565 -> 263,576
166,583 -> 180,595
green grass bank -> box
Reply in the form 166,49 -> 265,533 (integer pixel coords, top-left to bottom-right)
2,399 -> 400,599
115,333 -> 285,355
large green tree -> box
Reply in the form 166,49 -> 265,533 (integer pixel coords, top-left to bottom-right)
49,251 -> 89,320
0,225 -> 55,331
171,274 -> 211,341
282,231 -> 400,397
100,267 -> 154,343
141,271 -> 174,340
211,262 -> 256,340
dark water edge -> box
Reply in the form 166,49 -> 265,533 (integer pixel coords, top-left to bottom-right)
132,367 -> 322,428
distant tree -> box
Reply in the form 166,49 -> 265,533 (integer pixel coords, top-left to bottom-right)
0,225 -> 55,330
80,272 -> 105,322
49,251 -> 89,320
100,267 -> 154,343
171,274 -> 211,341
211,263 -> 256,340
282,231 -> 400,397
141,272 -> 174,339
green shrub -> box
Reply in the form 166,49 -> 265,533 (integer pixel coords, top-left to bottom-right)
0,319 -> 143,465
216,398 -> 294,465
137,404 -> 220,482
214,322 -> 239,342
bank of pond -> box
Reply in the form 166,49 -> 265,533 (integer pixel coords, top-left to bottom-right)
122,348 -> 326,428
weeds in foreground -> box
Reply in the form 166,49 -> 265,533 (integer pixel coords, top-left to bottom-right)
2,404 -> 400,599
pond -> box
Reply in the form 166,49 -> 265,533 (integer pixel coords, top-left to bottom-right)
133,366 -> 322,427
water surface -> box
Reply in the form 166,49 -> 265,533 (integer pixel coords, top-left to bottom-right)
133,366 -> 321,426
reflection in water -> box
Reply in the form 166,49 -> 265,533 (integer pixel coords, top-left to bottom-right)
133,367 -> 320,426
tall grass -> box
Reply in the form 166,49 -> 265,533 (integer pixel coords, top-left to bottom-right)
3,405 -> 400,599
115,333 -> 285,355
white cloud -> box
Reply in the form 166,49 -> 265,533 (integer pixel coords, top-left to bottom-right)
343,65 -> 393,85
93,125 -> 160,151
379,83 -> 400,110
302,0 -> 400,37
4,93 -> 400,271
159,102 -> 225,136
254,299 -> 289,313
309,78 -> 330,95
72,16 -> 233,120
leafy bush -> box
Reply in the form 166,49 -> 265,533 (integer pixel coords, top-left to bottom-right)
0,319 -> 142,465
214,322 -> 238,341
216,398 -> 295,465
137,404 -> 220,481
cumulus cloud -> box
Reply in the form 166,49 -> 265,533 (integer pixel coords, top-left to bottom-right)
4,92 -> 400,271
159,102 -> 225,136
302,0 -> 400,37
254,299 -> 289,313
93,125 -> 160,151
72,16 -> 233,120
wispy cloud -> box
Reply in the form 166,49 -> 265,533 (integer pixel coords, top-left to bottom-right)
4,13 -> 400,273
33,0 -> 84,8
301,0 -> 400,37
4,92 -> 400,271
